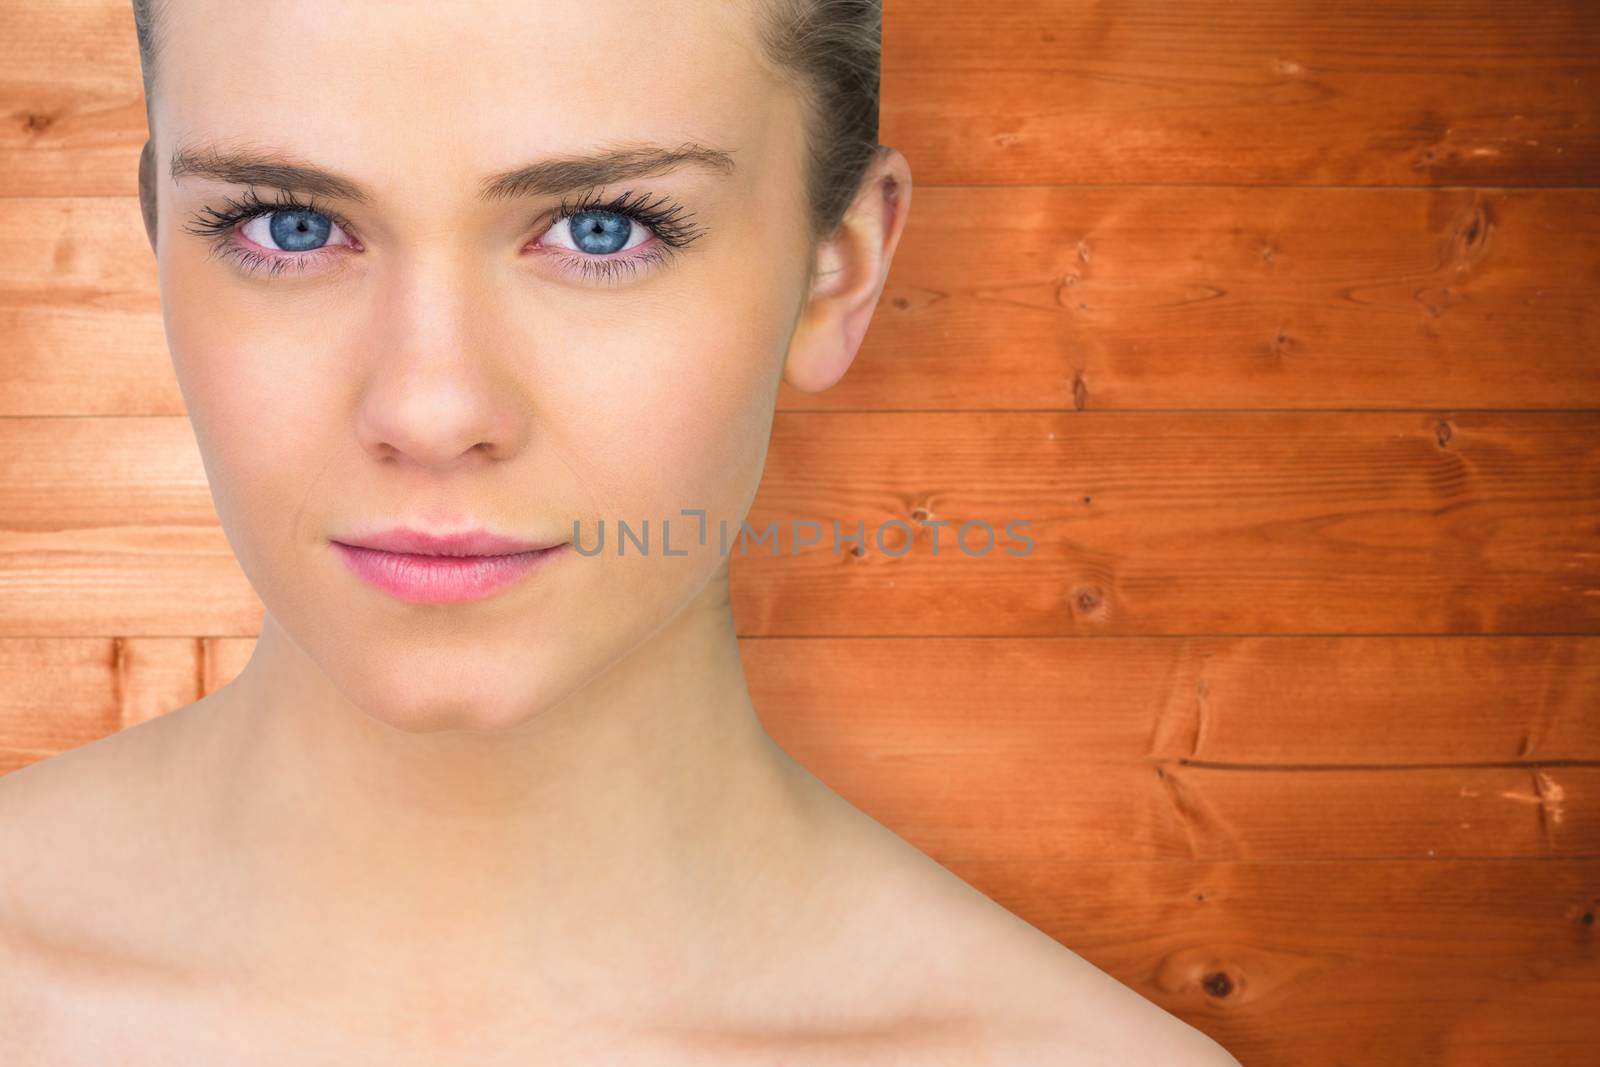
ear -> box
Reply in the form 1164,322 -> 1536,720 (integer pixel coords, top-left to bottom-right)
138,137 -> 158,255
783,146 -> 913,393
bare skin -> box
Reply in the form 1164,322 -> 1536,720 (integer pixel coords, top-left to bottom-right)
1,0 -> 1237,1062
0,642 -> 1234,1064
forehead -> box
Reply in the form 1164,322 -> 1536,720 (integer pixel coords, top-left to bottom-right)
154,0 -> 789,192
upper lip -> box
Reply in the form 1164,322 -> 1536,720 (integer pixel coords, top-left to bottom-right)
332,526 -> 562,557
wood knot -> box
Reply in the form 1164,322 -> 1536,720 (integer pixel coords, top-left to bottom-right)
1458,202 -> 1490,250
22,110 -> 54,134
1201,971 -> 1235,998
1073,585 -> 1103,614
1435,418 -> 1453,448
1446,199 -> 1494,271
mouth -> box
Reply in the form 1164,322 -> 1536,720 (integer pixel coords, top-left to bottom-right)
330,526 -> 567,604
332,526 -> 562,557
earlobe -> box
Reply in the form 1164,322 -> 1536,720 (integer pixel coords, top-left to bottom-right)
138,138 -> 158,255
783,238 -> 859,394
781,149 -> 914,395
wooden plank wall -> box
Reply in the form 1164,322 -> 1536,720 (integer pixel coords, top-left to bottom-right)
2,0 -> 1597,1061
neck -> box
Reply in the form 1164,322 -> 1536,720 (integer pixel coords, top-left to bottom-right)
180,572 -> 818,1022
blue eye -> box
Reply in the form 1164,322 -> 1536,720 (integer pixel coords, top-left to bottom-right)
183,185 -> 707,284
534,189 -> 707,284
567,211 -> 636,255
262,209 -> 333,252
183,188 -> 358,279
539,206 -> 655,267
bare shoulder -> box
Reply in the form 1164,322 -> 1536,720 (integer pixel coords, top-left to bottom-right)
798,786 -> 1240,1066
0,706 -> 201,1023
997,947 -> 1242,1067
929,884 -> 1239,1066
0,701 -> 194,862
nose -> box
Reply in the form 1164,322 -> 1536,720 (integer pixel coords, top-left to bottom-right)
352,253 -> 534,470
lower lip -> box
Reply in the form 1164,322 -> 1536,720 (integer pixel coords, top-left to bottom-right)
331,542 -> 566,604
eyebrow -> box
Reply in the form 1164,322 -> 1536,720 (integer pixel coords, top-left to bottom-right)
168,139 -> 739,203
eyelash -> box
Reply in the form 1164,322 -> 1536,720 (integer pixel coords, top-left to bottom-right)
181,186 -> 706,284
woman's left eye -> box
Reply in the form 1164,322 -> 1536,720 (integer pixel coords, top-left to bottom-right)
540,210 -> 653,258
530,192 -> 704,285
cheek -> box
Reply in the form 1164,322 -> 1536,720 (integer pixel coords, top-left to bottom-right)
163,252 -> 328,447
161,271 -> 338,567
594,316 -> 784,535
570,256 -> 800,533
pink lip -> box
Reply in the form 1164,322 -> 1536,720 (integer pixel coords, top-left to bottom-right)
330,526 -> 567,604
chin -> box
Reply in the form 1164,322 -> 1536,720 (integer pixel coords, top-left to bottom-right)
339,667 -> 562,737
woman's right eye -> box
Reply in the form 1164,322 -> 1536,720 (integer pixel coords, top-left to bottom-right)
184,191 -> 361,279
239,208 -> 355,255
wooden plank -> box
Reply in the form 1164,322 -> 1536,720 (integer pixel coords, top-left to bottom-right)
835,758 -> 1600,863
4,188 -> 1598,416
0,415 -> 263,636
946,857 -> 1600,1064
785,186 -> 1600,412
739,636 -> 1600,764
738,410 -> 1600,635
4,2 -> 1598,193
0,635 -> 208,771
881,0 -> 1600,187
0,198 -> 173,417
2,411 -> 1596,636
0,0 -> 145,199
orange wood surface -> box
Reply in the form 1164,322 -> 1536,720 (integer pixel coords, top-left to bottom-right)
2,1 -> 1597,1062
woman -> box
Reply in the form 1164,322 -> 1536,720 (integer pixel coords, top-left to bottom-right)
0,1 -> 1239,1062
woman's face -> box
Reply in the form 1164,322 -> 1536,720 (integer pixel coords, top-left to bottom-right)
150,0 -> 816,732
